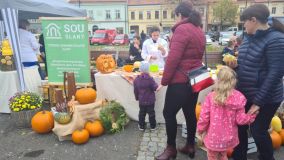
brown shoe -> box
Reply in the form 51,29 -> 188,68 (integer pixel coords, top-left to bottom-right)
178,144 -> 195,159
155,145 -> 177,160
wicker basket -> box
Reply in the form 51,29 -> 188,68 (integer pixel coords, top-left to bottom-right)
10,108 -> 41,128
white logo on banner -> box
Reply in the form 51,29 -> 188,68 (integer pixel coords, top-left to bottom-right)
45,23 -> 62,39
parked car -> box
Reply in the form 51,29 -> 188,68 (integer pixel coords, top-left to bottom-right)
91,29 -> 116,45
219,33 -> 233,46
206,34 -> 213,45
112,34 -> 129,45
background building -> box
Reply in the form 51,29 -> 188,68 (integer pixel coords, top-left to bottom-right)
69,0 -> 128,34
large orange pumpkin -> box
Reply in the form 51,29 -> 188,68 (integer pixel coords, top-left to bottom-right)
31,111 -> 54,134
278,129 -> 284,145
72,129 -> 90,144
195,103 -> 201,121
75,88 -> 97,104
96,54 -> 116,74
85,120 -> 104,137
270,130 -> 282,149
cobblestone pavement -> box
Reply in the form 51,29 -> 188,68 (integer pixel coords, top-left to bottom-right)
136,123 -> 284,160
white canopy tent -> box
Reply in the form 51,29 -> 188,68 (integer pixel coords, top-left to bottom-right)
0,0 -> 86,91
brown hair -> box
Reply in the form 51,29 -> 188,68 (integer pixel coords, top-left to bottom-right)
240,4 -> 284,33
174,1 -> 202,27
149,26 -> 160,35
133,35 -> 141,40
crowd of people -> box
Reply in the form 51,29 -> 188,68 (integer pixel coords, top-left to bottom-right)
15,1 -> 284,160
132,2 -> 284,160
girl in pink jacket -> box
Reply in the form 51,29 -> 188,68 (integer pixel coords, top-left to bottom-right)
197,66 -> 257,160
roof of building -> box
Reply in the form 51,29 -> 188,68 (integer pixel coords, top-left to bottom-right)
128,0 -> 162,5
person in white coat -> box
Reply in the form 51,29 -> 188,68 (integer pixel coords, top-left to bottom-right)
19,20 -> 44,79
141,27 -> 168,70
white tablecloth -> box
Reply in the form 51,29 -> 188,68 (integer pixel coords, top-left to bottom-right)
0,66 -> 42,113
95,72 -> 213,124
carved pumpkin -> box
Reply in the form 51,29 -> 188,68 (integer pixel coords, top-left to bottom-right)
96,54 -> 116,74
85,120 -> 104,137
31,111 -> 54,134
195,103 -> 201,121
279,129 -> 284,145
72,129 -> 90,144
270,130 -> 282,149
75,88 -> 97,104
123,65 -> 133,72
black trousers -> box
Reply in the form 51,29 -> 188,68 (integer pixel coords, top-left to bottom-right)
139,104 -> 156,128
163,83 -> 199,147
233,102 -> 280,160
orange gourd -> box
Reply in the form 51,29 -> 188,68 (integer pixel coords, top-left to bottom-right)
123,65 -> 133,72
227,148 -> 234,158
31,111 -> 54,134
270,130 -> 282,149
85,120 -> 104,137
96,54 -> 116,74
195,103 -> 201,121
75,88 -> 97,104
72,129 -> 90,144
278,129 -> 284,145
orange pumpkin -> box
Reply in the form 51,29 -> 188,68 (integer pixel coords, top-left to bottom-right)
31,110 -> 54,134
278,129 -> 284,145
72,129 -> 90,144
270,130 -> 282,149
85,120 -> 104,137
75,88 -> 97,104
227,148 -> 234,158
123,65 -> 133,72
195,103 -> 201,121
96,54 -> 116,74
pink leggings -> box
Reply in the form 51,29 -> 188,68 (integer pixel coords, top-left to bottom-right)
207,149 -> 228,160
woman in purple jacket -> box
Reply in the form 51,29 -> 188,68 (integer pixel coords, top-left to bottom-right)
133,61 -> 159,131
156,1 -> 205,160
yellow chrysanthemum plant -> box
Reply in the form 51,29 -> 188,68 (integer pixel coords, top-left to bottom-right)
9,92 -> 43,112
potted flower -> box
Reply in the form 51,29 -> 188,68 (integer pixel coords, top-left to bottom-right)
54,100 -> 72,125
9,92 -> 43,128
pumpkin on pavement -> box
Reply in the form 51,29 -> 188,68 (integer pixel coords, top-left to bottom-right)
278,129 -> 284,145
31,110 -> 54,134
72,129 -> 90,144
75,88 -> 97,104
195,103 -> 201,121
85,120 -> 104,137
270,130 -> 282,149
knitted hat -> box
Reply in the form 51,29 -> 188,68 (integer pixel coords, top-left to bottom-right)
139,61 -> 150,73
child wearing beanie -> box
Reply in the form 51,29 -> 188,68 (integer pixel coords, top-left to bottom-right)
133,61 -> 161,131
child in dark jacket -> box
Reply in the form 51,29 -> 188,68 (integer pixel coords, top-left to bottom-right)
133,61 -> 160,131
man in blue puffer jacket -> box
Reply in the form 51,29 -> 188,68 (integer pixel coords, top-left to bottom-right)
226,4 -> 284,160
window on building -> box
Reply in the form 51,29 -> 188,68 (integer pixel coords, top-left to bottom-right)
115,10 -> 121,19
163,10 -> 167,19
171,11 -> 175,19
88,10 -> 94,19
106,10 -> 111,19
272,7 -> 276,14
240,7 -> 245,14
147,11 -> 151,19
199,8 -> 204,16
139,11 -> 143,20
155,11 -> 159,19
131,11 -> 135,20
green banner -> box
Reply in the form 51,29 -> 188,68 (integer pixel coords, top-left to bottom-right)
41,18 -> 91,84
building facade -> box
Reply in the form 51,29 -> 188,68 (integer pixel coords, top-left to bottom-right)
69,0 -> 128,34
